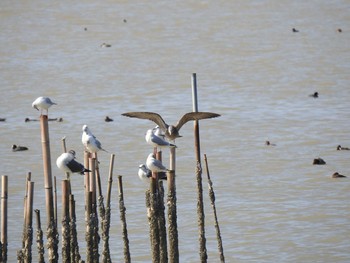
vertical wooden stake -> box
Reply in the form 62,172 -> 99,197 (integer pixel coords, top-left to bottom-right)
1,175 -> 8,262
191,73 -> 207,262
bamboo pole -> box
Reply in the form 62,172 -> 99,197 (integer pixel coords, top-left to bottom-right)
118,175 -> 130,263
167,169 -> 178,263
69,194 -> 82,263
34,210 -> 45,263
61,137 -> 70,180
1,175 -> 8,262
191,73 -> 208,262
39,114 -> 58,262
101,154 -> 115,263
89,157 -> 97,214
61,180 -> 70,263
53,176 -> 57,228
24,181 -> 34,263
204,154 -> 225,262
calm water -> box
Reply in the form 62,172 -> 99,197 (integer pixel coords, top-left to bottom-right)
1,1 -> 350,262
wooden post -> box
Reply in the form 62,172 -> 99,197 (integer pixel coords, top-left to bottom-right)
191,73 -> 207,262
39,115 -> 58,262
34,209 -> 45,263
61,180 -> 70,263
118,175 -> 131,263
167,170 -> 178,263
24,181 -> 34,263
1,175 -> 8,262
204,154 -> 225,262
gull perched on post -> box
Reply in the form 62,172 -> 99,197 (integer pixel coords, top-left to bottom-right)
145,128 -> 176,149
122,111 -> 220,141
138,164 -> 167,181
32,96 -> 57,115
56,150 -> 91,175
146,153 -> 169,173
82,125 -> 107,153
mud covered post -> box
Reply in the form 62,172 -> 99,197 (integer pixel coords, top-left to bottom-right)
118,175 -> 131,263
204,154 -> 225,262
191,73 -> 207,262
34,210 -> 45,263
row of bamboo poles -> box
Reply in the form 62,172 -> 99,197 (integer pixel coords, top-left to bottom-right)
0,73 -> 225,262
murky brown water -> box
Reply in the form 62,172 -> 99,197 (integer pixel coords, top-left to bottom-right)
1,1 -> 350,262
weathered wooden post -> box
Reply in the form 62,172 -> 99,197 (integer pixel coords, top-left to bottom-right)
192,73 -> 208,262
118,175 -> 131,263
61,180 -> 70,263
204,154 -> 225,262
24,181 -> 34,263
1,175 -> 8,262
34,209 -> 45,263
40,115 -> 58,262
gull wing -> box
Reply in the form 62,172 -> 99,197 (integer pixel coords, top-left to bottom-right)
175,112 -> 221,131
66,159 -> 85,174
122,112 -> 168,132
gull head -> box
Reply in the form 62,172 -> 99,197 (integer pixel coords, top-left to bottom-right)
82,125 -> 90,133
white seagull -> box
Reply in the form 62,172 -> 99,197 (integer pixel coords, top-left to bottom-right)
56,150 -> 90,175
146,153 -> 168,173
32,97 -> 57,115
82,125 -> 107,153
145,128 -> 176,149
138,164 -> 166,181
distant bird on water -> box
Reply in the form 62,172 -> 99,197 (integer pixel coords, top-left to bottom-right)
32,96 -> 57,115
337,145 -> 350,150
138,164 -> 166,181
0,118 -> 6,122
309,92 -> 318,98
313,158 -> 326,165
332,172 -> 346,178
82,125 -> 107,153
122,111 -> 221,141
56,150 -> 91,175
265,140 -> 276,146
105,116 -> 114,122
100,43 -> 111,48
146,153 -> 169,173
12,144 -> 28,152
145,128 -> 176,149
292,28 -> 299,33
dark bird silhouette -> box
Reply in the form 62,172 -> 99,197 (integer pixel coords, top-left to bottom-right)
105,116 -> 114,122
313,158 -> 326,165
337,145 -> 350,150
12,144 -> 28,152
332,172 -> 346,178
309,92 -> 318,98
265,140 -> 276,146
292,28 -> 299,33
0,118 -> 6,122
122,111 -> 221,141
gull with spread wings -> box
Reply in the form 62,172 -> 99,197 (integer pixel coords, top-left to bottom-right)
122,111 -> 220,141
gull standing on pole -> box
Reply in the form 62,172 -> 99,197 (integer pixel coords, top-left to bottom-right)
56,150 -> 91,175
32,96 -> 57,115
122,111 -> 220,141
138,164 -> 167,181
146,153 -> 168,173
82,125 -> 107,153
145,128 -> 176,149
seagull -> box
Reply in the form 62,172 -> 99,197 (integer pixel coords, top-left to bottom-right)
265,140 -> 276,146
145,128 -> 176,149
138,164 -> 167,181
12,144 -> 28,152
32,97 -> 57,115
153,125 -> 166,139
56,150 -> 91,175
122,111 -> 221,141
82,125 -> 107,153
146,153 -> 169,173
